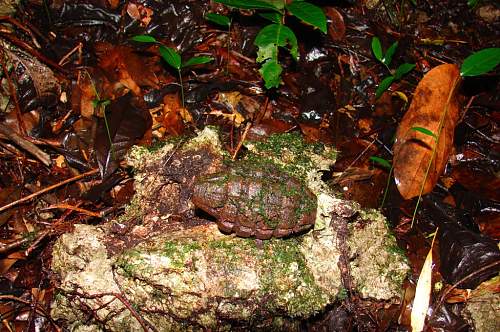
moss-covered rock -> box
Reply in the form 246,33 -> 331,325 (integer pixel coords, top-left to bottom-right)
50,127 -> 409,330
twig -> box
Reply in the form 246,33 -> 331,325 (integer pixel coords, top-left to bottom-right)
434,259 -> 500,309
40,203 -> 103,218
67,290 -> 155,332
0,237 -> 29,254
24,230 -> 51,256
0,169 -> 98,213
0,123 -> 51,166
0,32 -> 70,75
231,122 -> 252,160
58,42 -> 83,66
0,48 -> 26,135
0,16 -> 42,48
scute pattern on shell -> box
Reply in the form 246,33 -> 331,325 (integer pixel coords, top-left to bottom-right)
192,162 -> 317,239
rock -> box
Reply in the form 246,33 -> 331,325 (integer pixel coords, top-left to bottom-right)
50,127 -> 409,330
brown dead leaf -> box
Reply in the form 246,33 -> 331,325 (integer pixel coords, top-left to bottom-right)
6,49 -> 61,102
393,64 -> 461,200
325,7 -> 345,41
161,94 -> 186,136
0,252 -> 25,274
127,2 -> 154,27
96,42 -> 159,96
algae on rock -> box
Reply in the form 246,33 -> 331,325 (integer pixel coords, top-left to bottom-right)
50,127 -> 410,331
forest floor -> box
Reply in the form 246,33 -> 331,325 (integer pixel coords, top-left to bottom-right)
0,0 -> 499,331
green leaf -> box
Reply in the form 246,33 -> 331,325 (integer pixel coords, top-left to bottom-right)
259,12 -> 282,24
370,156 -> 392,170
182,56 -> 214,68
460,48 -> 500,77
410,126 -> 437,140
205,13 -> 231,27
92,99 -> 111,108
383,41 -> 398,66
467,0 -> 479,8
256,43 -> 278,63
375,75 -> 394,98
372,37 -> 383,63
259,59 -> 282,89
214,0 -> 279,10
130,35 -> 157,43
410,0 -> 417,5
394,63 -> 416,80
254,23 -> 298,60
159,45 -> 181,70
285,1 -> 327,33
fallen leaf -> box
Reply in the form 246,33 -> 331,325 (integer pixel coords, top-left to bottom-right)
393,64 -> 461,199
161,94 -> 185,136
411,231 -> 437,332
95,94 -> 152,179
325,7 -> 345,41
96,42 -> 159,95
6,48 -> 61,104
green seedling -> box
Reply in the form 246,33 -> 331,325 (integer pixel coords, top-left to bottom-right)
369,156 -> 393,209
131,35 -> 214,108
215,0 -> 327,89
467,0 -> 480,7
460,47 -> 500,77
84,70 -> 114,161
372,36 -> 416,99
205,13 -> 232,75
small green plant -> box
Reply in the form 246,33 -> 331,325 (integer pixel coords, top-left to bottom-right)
467,0 -> 480,8
460,47 -> 500,77
369,156 -> 393,208
131,35 -> 213,108
84,71 -> 114,161
214,0 -> 327,89
371,36 -> 416,99
206,13 -> 232,75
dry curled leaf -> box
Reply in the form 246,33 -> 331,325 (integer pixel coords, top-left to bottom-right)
393,64 -> 461,200
325,7 -> 345,41
96,42 -> 159,95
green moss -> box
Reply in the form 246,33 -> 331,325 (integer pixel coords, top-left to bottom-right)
248,132 -> 328,177
116,249 -> 144,277
163,240 -> 202,268
206,238 -> 255,269
257,239 -> 327,317
337,287 -> 348,300
21,231 -> 37,248
387,243 -> 405,257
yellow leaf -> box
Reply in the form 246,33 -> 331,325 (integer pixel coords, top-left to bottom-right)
411,230 -> 438,332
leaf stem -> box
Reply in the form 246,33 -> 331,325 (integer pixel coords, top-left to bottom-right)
226,22 -> 231,75
178,69 -> 185,109
380,165 -> 393,209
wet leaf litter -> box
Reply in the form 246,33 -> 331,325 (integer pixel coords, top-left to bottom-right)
0,0 -> 499,331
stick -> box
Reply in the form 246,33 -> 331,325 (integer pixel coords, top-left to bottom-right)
0,169 -> 98,213
231,122 -> 251,160
0,123 -> 51,166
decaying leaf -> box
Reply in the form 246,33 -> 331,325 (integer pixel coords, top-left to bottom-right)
325,7 -> 345,41
95,94 -> 152,179
96,42 -> 159,95
6,48 -> 61,104
393,64 -> 461,200
161,94 -> 187,136
209,91 -> 260,126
